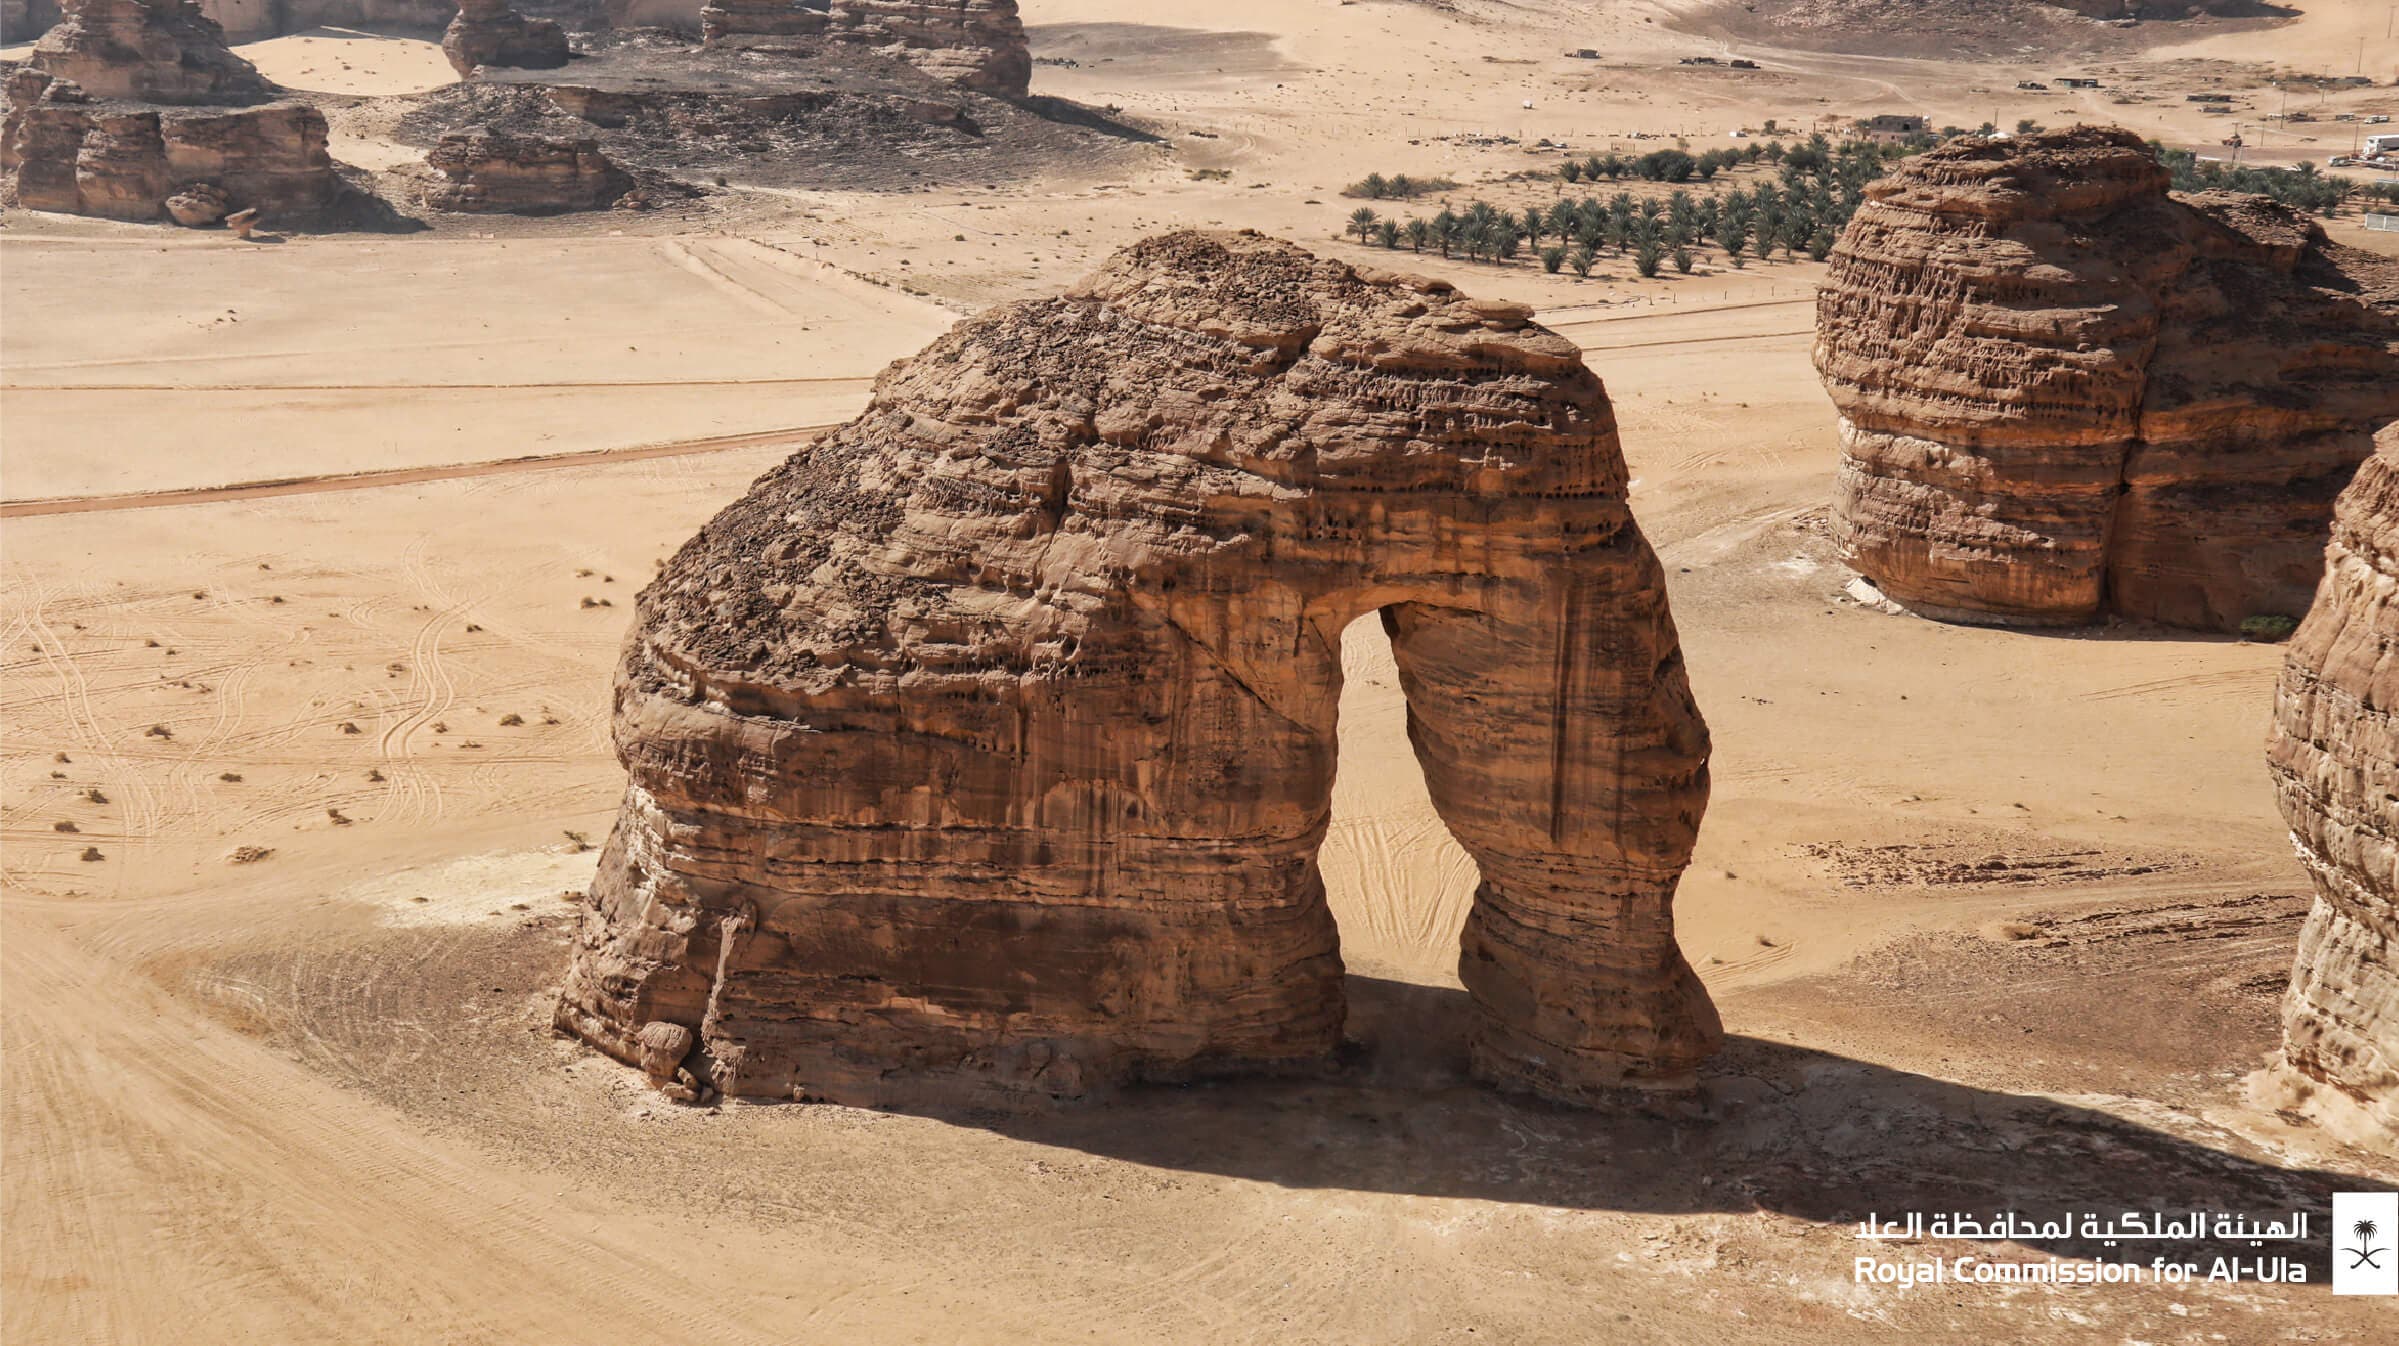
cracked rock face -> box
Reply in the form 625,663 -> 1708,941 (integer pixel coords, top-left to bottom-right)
1815,126 -> 2399,632
2268,421 -> 2399,1140
555,230 -> 1718,1110
29,0 -> 271,104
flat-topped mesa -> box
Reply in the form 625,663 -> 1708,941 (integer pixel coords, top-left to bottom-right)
554,230 -> 1718,1111
442,0 -> 571,78
704,0 -> 1029,97
1816,126 -> 2399,632
2267,421 -> 2399,1141
29,0 -> 272,104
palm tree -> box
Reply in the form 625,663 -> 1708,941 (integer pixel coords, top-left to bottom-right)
1404,217 -> 1431,252
1374,219 -> 1401,249
1348,207 -> 1380,244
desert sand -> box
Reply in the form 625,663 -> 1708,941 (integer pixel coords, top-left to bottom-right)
5,0 -> 2397,1342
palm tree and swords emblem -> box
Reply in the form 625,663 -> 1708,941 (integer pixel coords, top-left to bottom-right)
2349,1219 -> 2389,1271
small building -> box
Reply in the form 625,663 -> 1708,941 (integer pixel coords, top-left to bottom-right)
2016,81 -> 2048,91
1856,113 -> 1929,143
2059,77 -> 2103,90
2186,92 -> 2234,103
1729,58 -> 1759,70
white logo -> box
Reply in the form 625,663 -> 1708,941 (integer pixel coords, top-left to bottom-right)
2334,1191 -> 2398,1296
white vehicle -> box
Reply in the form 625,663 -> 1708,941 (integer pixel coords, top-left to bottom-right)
2364,132 -> 2399,156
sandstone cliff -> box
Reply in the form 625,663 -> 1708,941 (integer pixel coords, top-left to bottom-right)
2,68 -> 341,223
424,128 -> 627,210
29,0 -> 271,104
2267,420 -> 2399,1141
443,0 -> 571,78
704,0 -> 1029,97
555,231 -> 1718,1110
1816,127 -> 2399,632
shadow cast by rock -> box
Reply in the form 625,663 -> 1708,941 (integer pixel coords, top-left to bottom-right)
912,976 -> 2377,1281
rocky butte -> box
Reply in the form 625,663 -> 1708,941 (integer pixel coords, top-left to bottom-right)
1815,126 -> 2399,632
2267,419 -> 2399,1141
556,231 -> 1719,1110
442,0 -> 572,79
424,128 -> 628,211
1,0 -> 345,224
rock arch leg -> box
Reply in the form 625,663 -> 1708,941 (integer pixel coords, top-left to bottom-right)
1381,555 -> 1718,1101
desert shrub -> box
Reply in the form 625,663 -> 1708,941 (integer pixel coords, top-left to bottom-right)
2240,615 -> 2300,643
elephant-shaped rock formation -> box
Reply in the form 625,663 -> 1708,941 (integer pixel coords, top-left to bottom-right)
2268,420 -> 2399,1141
555,231 -> 1718,1110
1816,126 -> 2399,632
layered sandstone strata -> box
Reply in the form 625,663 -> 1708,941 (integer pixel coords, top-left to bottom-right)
1816,127 -> 2399,632
424,128 -> 627,210
556,230 -> 1717,1110
2267,421 -> 2399,1140
2,68 -> 340,222
443,0 -> 571,77
29,0 -> 271,104
704,0 -> 1028,97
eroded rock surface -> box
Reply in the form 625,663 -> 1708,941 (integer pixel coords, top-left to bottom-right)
28,0 -> 271,104
2267,421 -> 2399,1141
704,0 -> 1028,96
443,0 -> 572,79
424,128 -> 626,210
2,68 -> 340,223
1816,126 -> 2399,632
556,231 -> 1717,1110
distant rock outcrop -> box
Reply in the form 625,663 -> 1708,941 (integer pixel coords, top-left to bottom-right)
555,231 -> 1718,1110
704,0 -> 1029,97
29,0 -> 271,104
443,0 -> 572,78
2267,420 -> 2399,1141
2,67 -> 341,224
424,128 -> 628,210
1815,127 -> 2399,632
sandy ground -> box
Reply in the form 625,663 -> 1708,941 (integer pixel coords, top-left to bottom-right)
5,1 -> 2398,1342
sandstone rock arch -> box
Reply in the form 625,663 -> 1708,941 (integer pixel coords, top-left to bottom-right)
555,231 -> 1719,1109
1815,126 -> 2399,632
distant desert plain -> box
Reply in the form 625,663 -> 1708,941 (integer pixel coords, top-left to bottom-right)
5,0 -> 2398,1342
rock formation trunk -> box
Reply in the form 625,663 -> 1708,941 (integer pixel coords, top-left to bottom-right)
555,231 -> 1717,1110
2267,421 -> 2399,1140
1816,127 -> 2399,632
